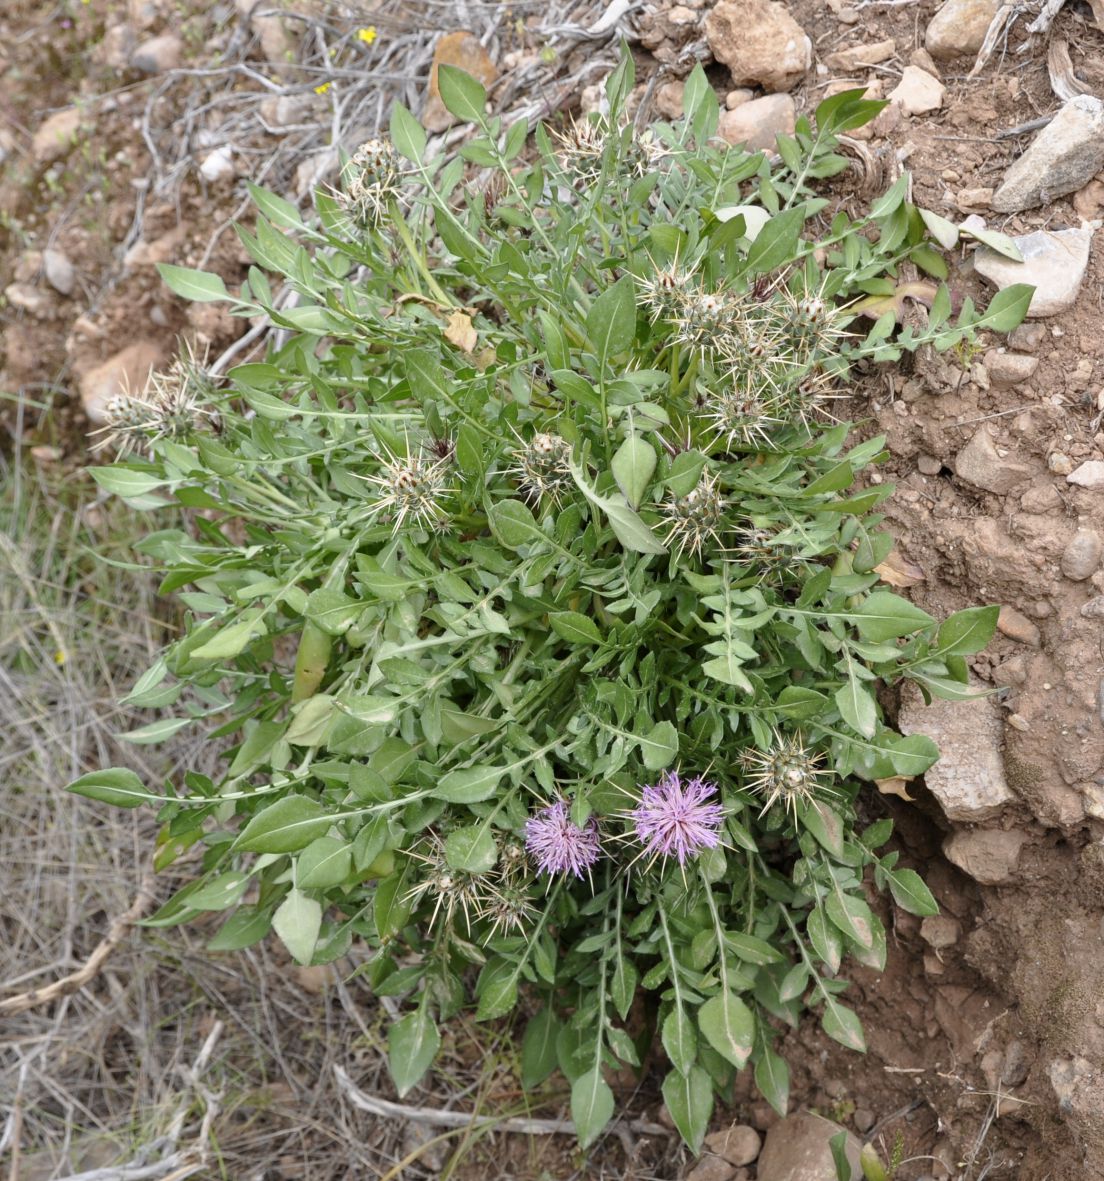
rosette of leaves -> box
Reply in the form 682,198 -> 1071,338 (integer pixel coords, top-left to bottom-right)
72,50 -> 1028,1151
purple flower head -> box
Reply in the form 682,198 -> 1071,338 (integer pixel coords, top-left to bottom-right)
632,772 -> 725,865
525,800 -> 601,878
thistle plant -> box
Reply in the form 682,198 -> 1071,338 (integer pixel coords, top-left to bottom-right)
73,51 -> 1030,1153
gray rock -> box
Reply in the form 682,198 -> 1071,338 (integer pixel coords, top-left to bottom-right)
992,97 -> 1104,213
984,349 -> 1038,387
705,0 -> 812,93
920,914 -> 960,948
718,95 -> 796,152
974,227 -> 1094,318
686,1156 -> 738,1181
32,107 -> 84,164
1020,482 -> 1062,513
1068,460 -> 1104,488
943,828 -> 1026,884
887,66 -> 945,115
954,427 -> 1036,494
1008,322 -> 1046,352
925,0 -> 1001,59
4,282 -> 50,316
132,33 -> 182,73
1061,529 -> 1103,580
1049,452 -> 1075,476
1081,597 -> 1104,618
898,681 -> 1014,821
42,249 -> 75,296
757,1112 -> 861,1181
704,1125 -> 761,1166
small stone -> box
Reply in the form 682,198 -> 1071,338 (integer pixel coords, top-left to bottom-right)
974,227 -> 1094,318
1081,597 -> 1104,618
956,187 -> 993,211
824,38 -> 895,71
705,0 -> 813,93
1049,452 -> 1075,476
954,427 -> 1036,494
898,682 -> 1014,821
292,964 -> 339,993
718,95 -> 797,152
983,349 -> 1038,387
925,0 -> 1001,59
1061,529 -> 1103,580
668,4 -> 699,24
838,6 -> 860,23
757,1112 -> 861,1181
77,341 -> 163,424
887,66 -> 945,114
1008,322 -> 1046,352
943,829 -> 1026,884
131,33 -> 182,73
1003,1040 -> 1030,1087
656,80 -> 686,120
910,46 -> 941,75
687,1157 -> 738,1181
705,1125 -> 761,1166
32,107 -> 84,164
992,96 -> 1104,213
920,914 -> 960,948
726,88 -> 754,109
42,249 -> 75,296
4,283 -> 50,316
852,1108 -> 876,1134
1074,178 -> 1104,220
1069,461 -> 1104,488
199,146 -> 236,182
997,605 -> 1041,647
917,454 -> 943,476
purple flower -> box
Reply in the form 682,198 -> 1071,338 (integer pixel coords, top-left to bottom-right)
525,801 -> 601,878
632,772 -> 725,865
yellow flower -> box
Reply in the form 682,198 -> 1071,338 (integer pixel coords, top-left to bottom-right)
314,81 -> 332,95
54,649 -> 67,665
357,26 -> 377,45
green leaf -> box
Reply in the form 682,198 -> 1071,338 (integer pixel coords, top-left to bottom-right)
117,716 -> 192,745
937,604 -> 998,656
475,957 -> 518,1020
67,768 -> 159,809
549,611 -> 603,646
799,801 -> 845,858
887,867 -> 939,916
725,931 -> 784,965
963,225 -> 1023,261
587,274 -> 637,365
835,678 -> 877,738
807,907 -> 843,973
236,796 -> 332,853
572,1067 -> 615,1149
207,907 -> 272,952
521,1007 -> 561,1088
189,872 -> 250,911
853,590 -> 935,642
305,588 -> 362,636
437,65 -> 487,123
665,450 -> 707,497
434,765 -> 504,804
89,466 -> 168,503
297,836 -> 353,889
272,888 -> 322,965
389,1008 -> 441,1097
744,206 -> 805,276
157,263 -> 230,302
611,433 -> 657,508
444,825 -> 497,873
637,720 -> 678,771
975,283 -> 1033,331
661,1065 -> 713,1153
487,498 -> 546,550
662,1007 -> 697,1076
821,998 -> 867,1052
698,991 -> 755,1069
569,457 -> 667,555
831,1131 -> 855,1181
247,181 -> 304,230
919,207 -> 959,250
753,1045 -> 790,1116
825,889 -> 877,950
390,102 -> 427,163
189,614 -> 265,660
611,953 -> 639,1022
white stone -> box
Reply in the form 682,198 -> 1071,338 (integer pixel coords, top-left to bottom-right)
974,227 -> 1093,318
43,249 -> 75,296
1068,460 -> 1104,488
925,0 -> 1001,59
887,66 -> 945,115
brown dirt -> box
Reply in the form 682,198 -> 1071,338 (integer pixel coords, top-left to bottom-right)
4,0 -> 1104,1178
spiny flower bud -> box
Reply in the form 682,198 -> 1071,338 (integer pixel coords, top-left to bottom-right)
661,469 -> 726,558
741,730 -> 832,820
637,264 -> 691,325
362,446 -> 453,534
510,431 -> 573,505
339,138 -> 402,231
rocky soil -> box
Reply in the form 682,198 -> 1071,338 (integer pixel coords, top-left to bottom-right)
4,0 -> 1104,1178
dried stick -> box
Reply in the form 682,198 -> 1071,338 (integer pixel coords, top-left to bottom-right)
333,1064 -> 670,1137
0,875 -> 156,1017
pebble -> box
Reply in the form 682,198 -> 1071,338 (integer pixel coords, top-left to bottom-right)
887,65 -> 945,114
705,1125 -> 762,1166
1048,452 -> 1075,476
4,283 -> 50,316
997,605 -> 1041,647
1008,322 -> 1046,352
77,341 -> 163,424
898,682 -> 1014,821
42,249 -> 75,296
954,427 -> 1036,494
943,828 -> 1026,884
199,145 -> 236,181
984,349 -> 1038,387
824,38 -> 895,71
974,227 -> 1094,318
32,107 -> 84,164
757,1112 -> 860,1181
925,0 -> 1001,59
956,186 -> 993,211
131,33 -> 182,73
704,0 -> 812,93
1068,460 -> 1104,488
1061,529 -> 1103,581
1021,482 -> 1062,512
1081,597 -> 1104,619
687,1158 -> 738,1181
718,95 -> 796,152
726,88 -> 754,109
992,96 -> 1104,213
852,1108 -> 876,1134
920,915 -> 960,948
656,80 -> 686,120
917,453 -> 943,475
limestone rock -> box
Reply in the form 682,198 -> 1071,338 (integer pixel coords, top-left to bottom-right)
5,283 -> 50,317
925,0 -> 1001,59
944,828 -> 1025,883
992,97 -> 1104,213
920,914 -> 960,948
704,1125 -> 761,1166
996,606 -> 1041,647
824,38 -> 895,71
954,427 -> 1036,494
984,349 -> 1038,387
756,1112 -> 861,1181
32,108 -> 85,164
887,66 -> 945,115
718,95 -> 796,152
77,342 -> 163,425
1007,322 -> 1046,352
131,33 -> 182,73
43,249 -> 75,296
705,0 -> 812,93
687,1157 -> 738,1181
898,681 -> 1013,821
1068,460 -> 1104,488
656,80 -> 686,121
974,227 -> 1093,318
1061,529 -> 1102,581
